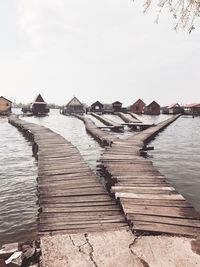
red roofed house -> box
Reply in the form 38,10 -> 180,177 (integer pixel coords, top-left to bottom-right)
130,99 -> 145,114
145,101 -> 160,115
167,103 -> 183,114
184,103 -> 200,116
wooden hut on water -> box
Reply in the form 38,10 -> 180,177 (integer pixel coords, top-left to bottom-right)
63,97 -> 85,115
166,103 -> 183,114
183,103 -> 200,116
145,101 -> 160,115
90,101 -> 104,113
112,101 -> 122,112
130,99 -> 145,114
22,94 -> 49,116
0,96 -> 12,115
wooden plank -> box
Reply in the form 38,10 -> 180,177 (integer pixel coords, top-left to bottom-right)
115,192 -> 185,200
132,221 -> 200,236
41,205 -> 121,213
121,198 -> 191,207
40,201 -> 117,208
39,222 -> 128,232
39,214 -> 125,223
40,210 -> 123,218
124,205 -> 200,219
128,214 -> 200,227
39,195 -> 113,203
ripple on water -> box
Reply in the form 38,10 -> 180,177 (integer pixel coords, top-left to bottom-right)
0,118 -> 37,246
149,116 -> 200,213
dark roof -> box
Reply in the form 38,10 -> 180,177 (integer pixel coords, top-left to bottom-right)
132,99 -> 145,106
0,96 -> 12,103
146,101 -> 160,108
112,101 -> 122,105
91,101 -> 103,107
33,94 -> 45,103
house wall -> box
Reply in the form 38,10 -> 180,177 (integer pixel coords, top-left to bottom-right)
145,104 -> 160,115
130,102 -> 145,114
32,103 -> 49,114
168,107 -> 183,114
65,105 -> 85,114
90,104 -> 103,112
0,98 -> 12,113
112,103 -> 122,112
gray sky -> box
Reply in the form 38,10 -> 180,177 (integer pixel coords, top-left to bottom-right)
0,0 -> 200,106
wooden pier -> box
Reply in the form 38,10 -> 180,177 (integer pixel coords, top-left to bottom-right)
9,115 -> 128,236
100,114 -> 200,236
75,113 -> 200,236
8,114 -> 200,237
116,112 -> 141,123
115,112 -> 153,130
73,114 -> 119,146
91,112 -> 124,132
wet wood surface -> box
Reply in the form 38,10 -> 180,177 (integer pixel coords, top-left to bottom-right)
9,115 -> 128,236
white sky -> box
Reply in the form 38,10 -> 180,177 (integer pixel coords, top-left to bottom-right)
0,0 -> 200,106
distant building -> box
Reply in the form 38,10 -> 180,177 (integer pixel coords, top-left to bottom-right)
145,101 -> 160,115
130,99 -> 145,114
64,97 -> 85,114
22,94 -> 49,116
112,101 -> 122,112
31,94 -> 49,115
184,103 -> 200,116
90,101 -> 104,113
166,103 -> 183,114
0,96 -> 12,115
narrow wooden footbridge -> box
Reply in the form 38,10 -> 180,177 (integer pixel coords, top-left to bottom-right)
73,114 -> 120,146
75,113 -> 200,236
100,115 -> 200,236
90,112 -> 124,132
116,112 -> 154,130
9,115 -> 128,236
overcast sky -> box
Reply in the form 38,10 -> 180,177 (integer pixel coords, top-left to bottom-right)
0,0 -> 200,106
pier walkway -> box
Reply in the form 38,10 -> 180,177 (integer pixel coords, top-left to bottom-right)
116,112 -> 154,130
74,114 -> 119,146
91,112 -> 124,132
116,112 -> 141,123
9,115 -> 128,236
75,113 -> 200,236
100,114 -> 200,236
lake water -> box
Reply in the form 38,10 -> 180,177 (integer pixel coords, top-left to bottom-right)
0,109 -> 200,245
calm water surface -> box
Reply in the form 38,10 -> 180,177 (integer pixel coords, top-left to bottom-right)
149,116 -> 200,213
1,110 -> 200,245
